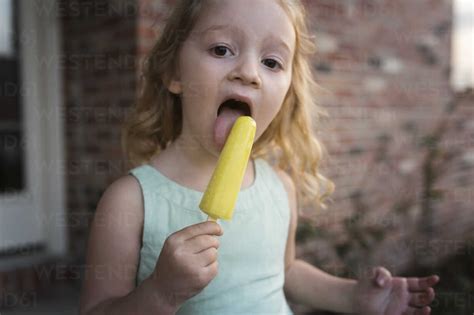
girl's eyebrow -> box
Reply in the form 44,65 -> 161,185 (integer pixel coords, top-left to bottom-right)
200,24 -> 243,36
264,34 -> 292,56
200,24 -> 292,56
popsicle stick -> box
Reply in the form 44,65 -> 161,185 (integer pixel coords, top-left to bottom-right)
207,215 -> 217,222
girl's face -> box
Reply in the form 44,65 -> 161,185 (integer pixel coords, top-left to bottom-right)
168,0 -> 295,158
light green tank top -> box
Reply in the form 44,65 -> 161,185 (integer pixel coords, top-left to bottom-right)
129,158 -> 294,315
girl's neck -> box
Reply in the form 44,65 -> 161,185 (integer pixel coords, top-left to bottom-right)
149,137 -> 256,193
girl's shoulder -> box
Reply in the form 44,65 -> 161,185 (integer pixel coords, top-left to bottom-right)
94,174 -> 144,239
98,175 -> 143,217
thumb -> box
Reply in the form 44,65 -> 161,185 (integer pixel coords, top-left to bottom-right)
372,266 -> 392,288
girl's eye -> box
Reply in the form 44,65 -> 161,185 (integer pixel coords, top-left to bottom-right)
262,58 -> 283,70
211,45 -> 233,57
211,46 -> 283,70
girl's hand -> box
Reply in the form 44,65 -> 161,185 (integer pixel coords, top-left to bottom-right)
353,266 -> 440,315
149,221 -> 223,308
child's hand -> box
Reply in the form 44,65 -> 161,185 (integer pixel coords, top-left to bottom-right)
149,221 -> 223,308
353,266 -> 440,315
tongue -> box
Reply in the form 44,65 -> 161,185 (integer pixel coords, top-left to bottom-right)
214,107 -> 244,150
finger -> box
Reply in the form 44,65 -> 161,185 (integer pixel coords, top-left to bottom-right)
195,247 -> 219,267
204,259 -> 219,277
408,288 -> 435,307
407,275 -> 440,291
185,234 -> 220,254
176,221 -> 223,241
372,266 -> 392,287
402,306 -> 431,315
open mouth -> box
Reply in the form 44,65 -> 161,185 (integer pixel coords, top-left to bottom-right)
217,99 -> 252,118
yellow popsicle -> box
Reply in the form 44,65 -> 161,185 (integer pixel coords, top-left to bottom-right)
200,116 -> 256,221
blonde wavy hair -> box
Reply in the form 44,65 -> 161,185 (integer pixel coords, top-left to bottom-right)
122,0 -> 335,212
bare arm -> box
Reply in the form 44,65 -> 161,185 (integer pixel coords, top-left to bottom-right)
285,260 -> 357,313
274,168 -> 356,313
78,175 -> 177,315
83,276 -> 177,315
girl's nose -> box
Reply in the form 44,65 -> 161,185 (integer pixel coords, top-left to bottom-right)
227,55 -> 262,89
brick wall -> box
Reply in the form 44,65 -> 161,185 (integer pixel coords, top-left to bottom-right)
289,1 -> 473,314
297,0 -> 465,262
60,0 -> 138,264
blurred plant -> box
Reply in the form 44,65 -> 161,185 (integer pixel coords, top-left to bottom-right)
296,89 -> 473,278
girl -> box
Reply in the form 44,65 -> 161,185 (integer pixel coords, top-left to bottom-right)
79,0 -> 440,314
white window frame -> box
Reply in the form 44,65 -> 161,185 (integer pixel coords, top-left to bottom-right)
0,0 -> 67,270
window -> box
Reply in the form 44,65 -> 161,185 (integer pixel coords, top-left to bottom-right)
451,0 -> 474,91
0,0 -> 24,192
0,0 -> 14,57
0,0 -> 66,260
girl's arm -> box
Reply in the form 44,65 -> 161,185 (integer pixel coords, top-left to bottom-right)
78,176 -> 178,315
284,260 -> 357,313
83,276 -> 177,315
274,168 -> 356,313
276,168 -> 438,314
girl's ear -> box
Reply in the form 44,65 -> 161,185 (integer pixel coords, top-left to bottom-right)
167,76 -> 183,95
165,62 -> 183,95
